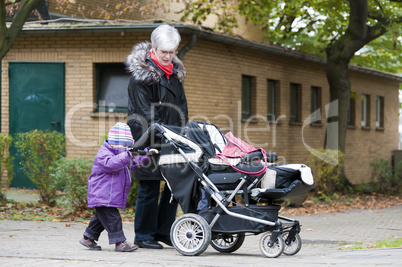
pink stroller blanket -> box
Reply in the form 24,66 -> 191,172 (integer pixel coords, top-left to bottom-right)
215,132 -> 267,176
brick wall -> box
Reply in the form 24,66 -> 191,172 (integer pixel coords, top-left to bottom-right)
1,30 -> 399,184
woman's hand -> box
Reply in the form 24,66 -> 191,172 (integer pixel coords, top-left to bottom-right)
149,148 -> 159,155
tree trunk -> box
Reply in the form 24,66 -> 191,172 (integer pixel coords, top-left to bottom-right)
323,0 -> 389,182
325,47 -> 351,153
324,0 -> 370,188
325,0 -> 371,152
325,40 -> 356,189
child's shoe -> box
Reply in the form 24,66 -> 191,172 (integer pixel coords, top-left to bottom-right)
115,241 -> 138,252
79,236 -> 101,250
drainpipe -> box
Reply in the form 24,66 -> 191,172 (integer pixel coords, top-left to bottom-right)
177,32 -> 199,61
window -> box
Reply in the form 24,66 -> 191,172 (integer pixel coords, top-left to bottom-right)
348,92 -> 356,126
376,96 -> 384,128
241,75 -> 256,119
290,83 -> 301,122
361,94 -> 370,127
311,86 -> 321,123
96,63 -> 131,113
267,79 -> 278,120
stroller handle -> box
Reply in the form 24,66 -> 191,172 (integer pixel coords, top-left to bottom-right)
152,123 -> 165,134
131,123 -> 165,151
131,149 -> 157,156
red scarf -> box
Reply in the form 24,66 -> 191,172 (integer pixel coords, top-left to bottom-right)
150,51 -> 173,79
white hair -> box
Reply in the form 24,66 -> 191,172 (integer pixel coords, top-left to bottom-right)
151,24 -> 181,51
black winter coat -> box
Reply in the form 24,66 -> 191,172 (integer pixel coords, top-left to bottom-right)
126,41 -> 188,180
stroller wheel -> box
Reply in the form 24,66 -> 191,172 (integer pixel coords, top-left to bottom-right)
211,233 -> 245,253
259,232 -> 284,258
170,213 -> 211,256
282,231 -> 302,256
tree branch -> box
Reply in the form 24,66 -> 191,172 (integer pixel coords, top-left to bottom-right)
365,23 -> 388,43
374,0 -> 385,13
0,0 -> 9,49
0,0 -> 43,59
367,9 -> 389,23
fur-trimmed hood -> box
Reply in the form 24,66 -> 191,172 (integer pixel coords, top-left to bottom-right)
125,41 -> 186,85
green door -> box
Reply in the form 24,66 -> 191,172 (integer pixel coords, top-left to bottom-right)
9,62 -> 65,188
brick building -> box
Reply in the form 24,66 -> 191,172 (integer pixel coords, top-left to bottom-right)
2,20 -> 401,187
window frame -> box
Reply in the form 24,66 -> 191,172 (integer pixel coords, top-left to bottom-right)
348,92 -> 356,126
376,96 -> 384,128
310,86 -> 322,124
361,94 -> 371,127
290,83 -> 302,123
95,63 -> 131,113
241,75 -> 256,119
267,79 -> 278,121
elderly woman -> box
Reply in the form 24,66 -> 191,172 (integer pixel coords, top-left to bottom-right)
125,25 -> 188,249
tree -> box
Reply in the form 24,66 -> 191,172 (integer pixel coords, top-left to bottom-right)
324,1 -> 402,154
0,0 -> 45,60
181,0 -> 402,177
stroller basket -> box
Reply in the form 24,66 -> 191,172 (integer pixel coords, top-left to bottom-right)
198,205 -> 281,234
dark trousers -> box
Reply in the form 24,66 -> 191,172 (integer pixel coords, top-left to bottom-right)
84,207 -> 126,245
134,180 -> 178,241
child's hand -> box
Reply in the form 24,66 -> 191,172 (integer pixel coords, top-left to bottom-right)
149,148 -> 159,155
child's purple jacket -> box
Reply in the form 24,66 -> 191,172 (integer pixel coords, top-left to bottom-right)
87,141 -> 149,209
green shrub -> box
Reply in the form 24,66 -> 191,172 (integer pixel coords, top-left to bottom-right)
0,134 -> 14,202
368,159 -> 402,195
52,157 -> 93,211
99,134 -> 107,146
14,130 -> 65,206
307,149 -> 344,195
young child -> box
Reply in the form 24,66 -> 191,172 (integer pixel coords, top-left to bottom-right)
79,122 -> 157,252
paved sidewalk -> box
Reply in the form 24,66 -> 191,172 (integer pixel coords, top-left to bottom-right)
4,189 -> 40,203
0,203 -> 401,267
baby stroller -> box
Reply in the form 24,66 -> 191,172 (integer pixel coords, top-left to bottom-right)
133,121 -> 314,258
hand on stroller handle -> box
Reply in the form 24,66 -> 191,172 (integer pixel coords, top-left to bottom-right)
130,148 -> 159,156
